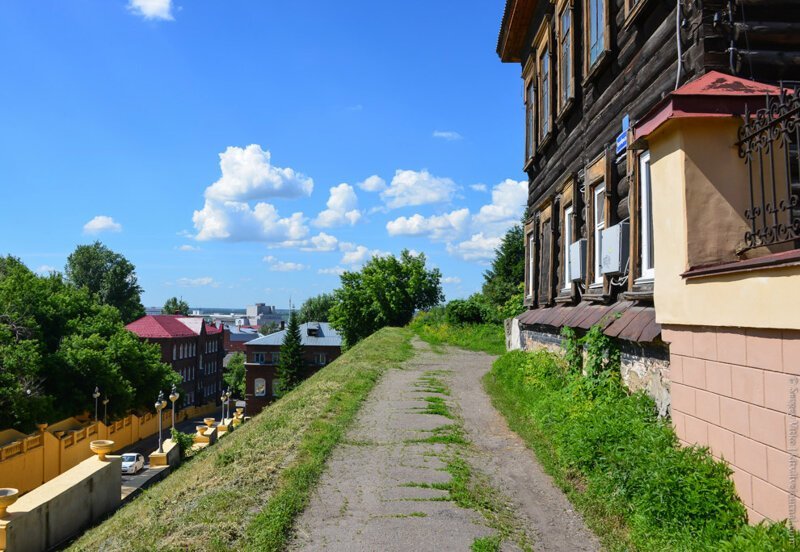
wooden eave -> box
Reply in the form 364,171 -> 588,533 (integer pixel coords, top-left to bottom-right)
497,0 -> 538,63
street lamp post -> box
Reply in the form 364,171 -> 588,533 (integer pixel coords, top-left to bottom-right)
220,389 -> 226,424
155,391 -> 166,454
102,397 -> 109,425
169,384 -> 180,431
92,387 -> 101,422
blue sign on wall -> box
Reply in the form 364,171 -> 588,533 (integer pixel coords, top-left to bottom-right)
616,114 -> 630,155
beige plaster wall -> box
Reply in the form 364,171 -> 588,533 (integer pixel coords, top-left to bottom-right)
1,455 -> 121,552
649,118 -> 800,330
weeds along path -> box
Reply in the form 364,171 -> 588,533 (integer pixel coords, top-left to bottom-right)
290,338 -> 598,552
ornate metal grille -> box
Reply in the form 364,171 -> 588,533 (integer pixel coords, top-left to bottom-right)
737,87 -> 800,252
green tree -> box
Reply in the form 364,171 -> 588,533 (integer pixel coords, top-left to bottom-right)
482,224 -> 524,307
277,311 -> 304,394
298,293 -> 336,323
224,352 -> 246,397
259,321 -> 279,335
162,296 -> 190,315
65,241 -> 146,324
329,250 -> 443,347
0,256 -> 180,431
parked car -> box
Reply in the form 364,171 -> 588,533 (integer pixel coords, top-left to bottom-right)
121,453 -> 145,474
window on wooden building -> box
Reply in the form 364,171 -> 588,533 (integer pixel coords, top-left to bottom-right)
593,183 -> 606,285
638,151 -> 654,280
585,0 -> 609,74
534,18 -> 552,145
524,70 -> 536,164
538,206 -> 554,305
562,204 -> 574,291
556,0 -> 574,113
526,231 -> 535,298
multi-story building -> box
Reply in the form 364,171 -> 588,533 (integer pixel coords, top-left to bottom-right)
126,315 -> 225,407
498,0 -> 800,524
243,322 -> 342,415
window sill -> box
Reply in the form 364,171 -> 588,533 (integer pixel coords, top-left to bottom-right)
523,156 -> 535,173
583,286 -> 610,303
556,97 -> 576,125
681,249 -> 800,279
623,0 -> 652,29
555,289 -> 578,304
582,50 -> 611,87
537,130 -> 554,153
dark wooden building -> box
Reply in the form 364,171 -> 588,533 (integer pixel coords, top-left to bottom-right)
126,315 -> 225,407
244,322 -> 342,415
498,0 -> 800,403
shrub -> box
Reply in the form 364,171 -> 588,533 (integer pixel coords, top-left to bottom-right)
485,328 -> 796,550
446,299 -> 486,325
170,427 -> 195,458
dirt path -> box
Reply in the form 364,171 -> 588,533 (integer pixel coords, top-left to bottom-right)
289,339 -> 599,551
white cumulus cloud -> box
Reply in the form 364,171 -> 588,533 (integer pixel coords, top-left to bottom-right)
470,183 -> 488,192
473,179 -> 527,234
447,233 -> 502,262
176,245 -> 200,252
263,256 -> 307,272
381,169 -> 457,209
433,130 -> 463,141
128,0 -> 174,20
176,277 -> 217,287
357,175 -> 386,192
318,266 -> 346,276
205,145 -> 313,202
442,276 -> 462,284
83,216 -> 122,235
299,232 -> 339,252
193,200 -> 308,243
313,183 -> 362,228
338,242 -> 388,266
36,265 -> 57,275
385,208 -> 470,242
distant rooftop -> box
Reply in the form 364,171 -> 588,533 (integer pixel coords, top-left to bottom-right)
246,322 -> 342,348
126,315 -> 222,339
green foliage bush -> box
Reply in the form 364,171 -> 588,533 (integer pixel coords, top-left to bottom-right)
445,298 -> 486,325
487,329 -> 799,550
170,427 -> 196,458
410,310 -> 506,356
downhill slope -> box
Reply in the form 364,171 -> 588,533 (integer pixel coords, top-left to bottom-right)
68,327 -> 413,552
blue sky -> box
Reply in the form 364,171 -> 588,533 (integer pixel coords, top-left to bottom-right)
0,0 -> 524,309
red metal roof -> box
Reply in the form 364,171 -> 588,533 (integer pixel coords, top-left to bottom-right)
633,71 -> 786,142
126,315 -> 204,339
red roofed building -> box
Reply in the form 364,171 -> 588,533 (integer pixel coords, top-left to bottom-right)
126,315 -> 225,407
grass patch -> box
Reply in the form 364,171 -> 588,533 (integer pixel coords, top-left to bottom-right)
421,396 -> 454,418
410,313 -> 505,356
68,327 -> 413,552
406,423 -> 468,445
414,372 -> 450,395
471,535 -> 502,552
485,346 -> 800,551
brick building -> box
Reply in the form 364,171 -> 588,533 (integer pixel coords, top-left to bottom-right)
244,322 -> 342,415
126,315 -> 225,407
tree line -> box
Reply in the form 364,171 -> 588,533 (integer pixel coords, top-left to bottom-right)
0,243 -> 179,432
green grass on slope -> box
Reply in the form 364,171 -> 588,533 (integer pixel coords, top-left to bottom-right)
409,316 -> 505,356
68,327 -> 413,552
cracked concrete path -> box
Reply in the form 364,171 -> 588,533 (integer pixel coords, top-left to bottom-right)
289,339 -> 599,552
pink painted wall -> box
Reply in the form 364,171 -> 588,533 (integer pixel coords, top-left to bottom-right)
664,324 -> 800,524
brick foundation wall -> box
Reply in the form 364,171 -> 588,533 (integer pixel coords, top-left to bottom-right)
663,324 -> 800,524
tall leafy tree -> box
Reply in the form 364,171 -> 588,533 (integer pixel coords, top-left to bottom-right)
0,256 -> 180,431
162,296 -> 190,315
223,352 -> 246,398
329,250 -> 443,347
278,311 -> 304,394
482,224 -> 524,306
65,241 -> 146,324
260,321 -> 280,335
298,293 -> 335,323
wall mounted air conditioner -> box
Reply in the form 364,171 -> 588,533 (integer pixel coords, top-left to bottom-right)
569,239 -> 586,282
601,222 -> 630,276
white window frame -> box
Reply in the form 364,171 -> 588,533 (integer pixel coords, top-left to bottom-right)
638,151 -> 655,281
562,205 -> 573,291
253,352 -> 266,364
528,234 -> 535,297
593,184 -> 606,285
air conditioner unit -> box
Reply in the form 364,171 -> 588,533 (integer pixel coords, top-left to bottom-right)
601,222 -> 630,276
569,239 -> 586,282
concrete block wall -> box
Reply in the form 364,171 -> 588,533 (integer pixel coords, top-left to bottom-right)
663,324 -> 800,524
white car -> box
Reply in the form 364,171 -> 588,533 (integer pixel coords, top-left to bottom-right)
121,453 -> 145,475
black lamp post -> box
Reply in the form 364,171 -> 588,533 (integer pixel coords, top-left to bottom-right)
102,397 -> 109,425
155,390 -> 166,453
92,387 -> 101,422
169,385 -> 180,431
